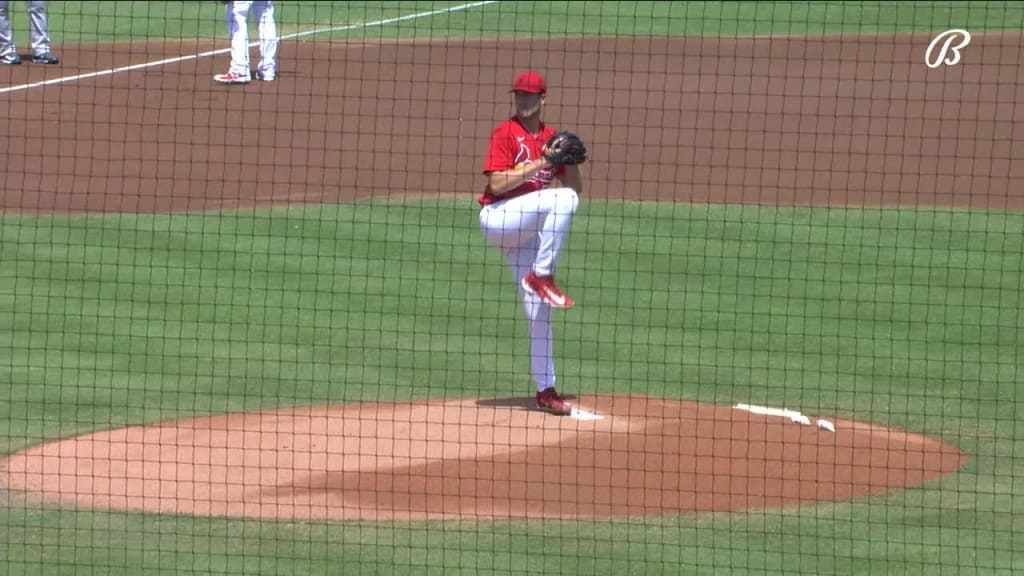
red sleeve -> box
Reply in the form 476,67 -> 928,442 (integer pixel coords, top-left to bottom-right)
482,123 -> 514,174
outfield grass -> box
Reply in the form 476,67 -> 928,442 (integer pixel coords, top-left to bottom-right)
3,1 -> 1024,574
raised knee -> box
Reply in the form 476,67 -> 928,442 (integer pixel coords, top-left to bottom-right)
555,187 -> 579,213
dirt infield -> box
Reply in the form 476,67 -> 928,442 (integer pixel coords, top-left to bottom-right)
1,32 -> 1003,519
1,395 -> 967,521
1,33 -> 1022,213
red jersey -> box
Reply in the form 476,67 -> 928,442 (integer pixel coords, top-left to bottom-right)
479,116 -> 565,205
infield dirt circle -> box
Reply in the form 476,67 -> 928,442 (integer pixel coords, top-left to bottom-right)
2,394 -> 967,521
0,30 -> 1003,519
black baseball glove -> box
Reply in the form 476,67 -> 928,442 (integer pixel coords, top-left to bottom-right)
544,131 -> 588,166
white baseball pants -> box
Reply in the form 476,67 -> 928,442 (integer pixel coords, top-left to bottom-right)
479,187 -> 579,392
0,0 -> 52,58
226,0 -> 278,79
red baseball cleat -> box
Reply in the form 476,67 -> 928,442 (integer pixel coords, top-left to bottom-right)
213,70 -> 251,84
521,271 -> 574,308
536,387 -> 572,416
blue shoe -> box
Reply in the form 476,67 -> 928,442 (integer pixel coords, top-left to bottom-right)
33,52 -> 59,64
1,53 -> 22,65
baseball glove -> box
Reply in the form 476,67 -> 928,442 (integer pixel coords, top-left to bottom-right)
544,131 -> 588,166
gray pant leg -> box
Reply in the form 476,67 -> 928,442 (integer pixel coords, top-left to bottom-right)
28,0 -> 51,55
0,0 -> 16,58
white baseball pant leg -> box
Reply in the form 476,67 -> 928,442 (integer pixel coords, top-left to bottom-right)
479,187 -> 580,392
0,0 -> 16,58
226,1 -> 253,77
27,0 -> 51,57
251,0 -> 277,79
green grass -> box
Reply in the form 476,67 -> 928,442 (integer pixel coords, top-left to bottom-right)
17,1 -> 1024,44
2,199 -> 1022,574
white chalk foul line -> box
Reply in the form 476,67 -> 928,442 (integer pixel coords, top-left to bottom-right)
0,0 -> 500,96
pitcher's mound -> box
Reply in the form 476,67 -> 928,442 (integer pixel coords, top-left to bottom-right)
1,395 -> 967,521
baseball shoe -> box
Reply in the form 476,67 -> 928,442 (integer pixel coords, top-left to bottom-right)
254,70 -> 275,82
521,271 -> 575,308
213,70 -> 251,84
536,387 -> 572,416
32,52 -> 59,64
1,53 -> 22,65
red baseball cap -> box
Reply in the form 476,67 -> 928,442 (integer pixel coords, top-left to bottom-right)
511,71 -> 547,94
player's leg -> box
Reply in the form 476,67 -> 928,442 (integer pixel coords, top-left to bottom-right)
531,187 -> 579,276
228,0 -> 253,76
26,0 -> 56,63
478,198 -> 539,253
251,1 -> 277,81
509,240 -> 572,415
479,189 -> 579,307
519,187 -> 579,308
506,242 -> 558,395
478,188 -> 577,264
0,0 -> 20,64
216,1 -> 253,82
479,199 -> 572,415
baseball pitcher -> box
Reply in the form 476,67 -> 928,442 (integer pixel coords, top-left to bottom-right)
478,71 -> 589,415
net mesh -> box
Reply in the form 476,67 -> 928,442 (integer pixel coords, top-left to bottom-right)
0,1 -> 1020,574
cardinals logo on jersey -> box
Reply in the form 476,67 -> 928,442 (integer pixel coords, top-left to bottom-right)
513,137 -> 530,165
514,136 -> 554,185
